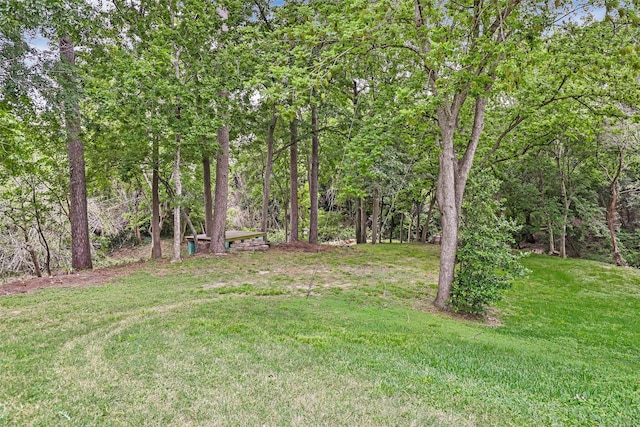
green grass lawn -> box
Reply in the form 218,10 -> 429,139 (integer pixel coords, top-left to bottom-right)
1,244 -> 639,426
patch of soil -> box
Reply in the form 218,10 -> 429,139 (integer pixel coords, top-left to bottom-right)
0,240 -> 179,296
412,299 -> 503,326
0,260 -> 149,297
271,241 -> 338,253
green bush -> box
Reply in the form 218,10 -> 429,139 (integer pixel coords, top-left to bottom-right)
266,229 -> 287,244
618,230 -> 640,267
450,176 -> 529,314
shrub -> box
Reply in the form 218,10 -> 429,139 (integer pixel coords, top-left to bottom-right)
450,176 -> 529,314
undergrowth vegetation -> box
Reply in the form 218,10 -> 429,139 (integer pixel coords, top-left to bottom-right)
451,176 -> 529,314
1,244 -> 639,426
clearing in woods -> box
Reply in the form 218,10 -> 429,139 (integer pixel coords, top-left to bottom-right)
0,243 -> 639,426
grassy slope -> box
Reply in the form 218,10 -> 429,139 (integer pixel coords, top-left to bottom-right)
0,245 -> 638,426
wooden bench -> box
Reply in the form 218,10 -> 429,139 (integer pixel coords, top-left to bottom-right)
185,231 -> 268,254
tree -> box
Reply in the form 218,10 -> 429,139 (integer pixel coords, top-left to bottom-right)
211,122 -> 230,253
356,0 -> 639,308
289,117 -> 299,242
59,36 -> 92,270
411,1 -> 546,308
309,90 -> 320,244
597,121 -> 640,266
262,108 -> 278,232
3,0 -> 97,271
151,138 -> 163,259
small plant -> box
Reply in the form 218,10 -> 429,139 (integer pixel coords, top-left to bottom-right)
450,175 -> 529,314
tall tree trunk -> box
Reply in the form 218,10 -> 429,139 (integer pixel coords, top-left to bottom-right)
560,211 -> 568,258
151,139 -> 162,258
355,198 -> 362,243
134,224 -> 142,244
434,97 -> 486,309
371,187 -> 379,245
378,196 -> 382,243
59,36 -> 92,270
31,182 -> 51,275
435,143 -> 459,308
559,185 -> 568,258
309,96 -> 320,244
360,197 -> 367,243
556,148 -> 569,259
172,143 -> 182,262
284,203 -> 289,242
407,210 -> 414,242
208,0 -> 230,251
378,196 -> 386,243
538,171 -> 555,255
608,183 -> 625,266
203,155 -> 213,237
400,213 -> 404,243
23,230 -> 41,278
211,8 -> 230,253
605,149 -> 626,266
289,118 -> 299,242
170,21 -> 183,262
26,244 -> 42,278
421,191 -> 435,243
261,108 -> 278,233
211,123 -> 230,254
415,202 -> 421,242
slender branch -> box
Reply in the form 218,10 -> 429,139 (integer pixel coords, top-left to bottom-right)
478,75 -> 570,169
477,115 -> 526,169
253,0 -> 273,32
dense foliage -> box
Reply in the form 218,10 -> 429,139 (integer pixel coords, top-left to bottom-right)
1,0 -> 639,311
450,176 -> 528,314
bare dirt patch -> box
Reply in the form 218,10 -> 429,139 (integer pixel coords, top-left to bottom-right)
411,299 -> 502,326
0,260 -> 149,296
0,241 -> 334,296
0,240 -> 177,296
202,282 -> 236,290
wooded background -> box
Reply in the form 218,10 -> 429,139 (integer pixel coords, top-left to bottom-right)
1,0 -> 639,310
